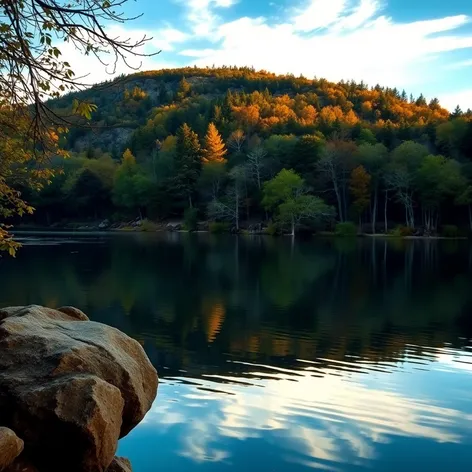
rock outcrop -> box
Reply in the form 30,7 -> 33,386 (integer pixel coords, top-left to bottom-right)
0,428 -> 24,471
0,305 -> 158,472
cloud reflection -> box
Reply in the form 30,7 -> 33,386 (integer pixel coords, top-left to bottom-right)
138,355 -> 472,468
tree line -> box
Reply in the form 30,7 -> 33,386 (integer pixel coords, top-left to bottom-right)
9,67 -> 469,235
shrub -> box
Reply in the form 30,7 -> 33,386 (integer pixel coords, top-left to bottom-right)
265,222 -> 279,236
209,222 -> 230,234
391,226 -> 414,237
140,219 -> 159,232
335,222 -> 357,237
183,207 -> 198,232
442,225 -> 459,238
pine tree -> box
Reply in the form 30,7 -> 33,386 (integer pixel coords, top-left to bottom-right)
175,123 -> 202,207
452,105 -> 463,117
222,89 -> 234,118
202,123 -> 227,164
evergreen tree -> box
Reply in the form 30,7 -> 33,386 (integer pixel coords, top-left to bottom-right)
452,105 -> 463,118
174,123 -> 202,208
202,123 -> 228,164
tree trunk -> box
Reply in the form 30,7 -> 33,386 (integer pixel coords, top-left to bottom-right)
469,205 -> 472,231
342,181 -> 348,223
384,190 -> 388,233
188,194 -> 193,209
333,180 -> 343,222
235,187 -> 239,231
372,185 -> 378,234
291,216 -> 295,237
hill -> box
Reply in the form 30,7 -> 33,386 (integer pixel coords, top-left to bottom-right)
25,67 -> 472,234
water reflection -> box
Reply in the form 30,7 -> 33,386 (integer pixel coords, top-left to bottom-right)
1,233 -> 472,471
121,351 -> 472,471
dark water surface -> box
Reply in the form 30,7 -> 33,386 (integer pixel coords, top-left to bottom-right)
1,233 -> 472,471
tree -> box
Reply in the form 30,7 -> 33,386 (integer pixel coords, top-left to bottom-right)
0,0 -> 156,253
208,166 -> 246,230
198,161 -> 226,201
202,123 -> 227,164
246,146 -> 268,190
386,141 -> 429,228
227,129 -> 246,153
286,134 -> 325,178
69,169 -> 110,218
436,119 -> 468,159
174,123 -> 202,208
113,149 -> 151,218
176,77 -> 191,100
456,185 -> 472,231
262,169 -> 334,236
416,155 -> 463,232
349,166 -> 371,227
356,143 -> 388,233
317,139 -> 356,222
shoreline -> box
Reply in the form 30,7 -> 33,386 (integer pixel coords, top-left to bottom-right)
11,226 -> 470,240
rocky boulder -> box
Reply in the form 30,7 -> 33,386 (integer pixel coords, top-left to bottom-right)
107,457 -> 133,472
0,305 -> 158,472
0,428 -> 24,471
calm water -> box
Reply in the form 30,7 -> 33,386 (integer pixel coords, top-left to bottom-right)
1,233 -> 472,471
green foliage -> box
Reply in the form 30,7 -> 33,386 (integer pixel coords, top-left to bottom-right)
265,222 -> 279,236
391,226 -> 415,237
263,169 -> 335,234
335,222 -> 357,237
14,67 -> 472,235
140,219 -> 159,232
442,225 -> 459,238
184,207 -> 198,231
209,222 -> 230,234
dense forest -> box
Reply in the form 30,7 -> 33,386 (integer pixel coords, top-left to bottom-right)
21,66 -> 472,235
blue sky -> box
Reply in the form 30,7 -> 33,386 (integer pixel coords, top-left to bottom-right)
73,0 -> 472,110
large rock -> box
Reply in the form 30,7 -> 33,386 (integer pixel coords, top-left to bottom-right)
107,457 -> 132,472
0,428 -> 24,470
0,305 -> 158,472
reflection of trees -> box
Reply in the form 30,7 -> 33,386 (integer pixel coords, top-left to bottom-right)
0,235 -> 471,379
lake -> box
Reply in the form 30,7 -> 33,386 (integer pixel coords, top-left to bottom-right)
1,232 -> 472,471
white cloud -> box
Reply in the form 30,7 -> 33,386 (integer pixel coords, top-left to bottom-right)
439,89 -> 472,111
152,28 -> 189,52
52,0 -> 472,111
179,1 -> 472,100
293,0 -> 347,32
144,357 -> 472,467
52,25 -> 181,88
180,0 -> 239,38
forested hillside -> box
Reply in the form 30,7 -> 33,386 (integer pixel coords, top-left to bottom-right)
24,66 -> 472,235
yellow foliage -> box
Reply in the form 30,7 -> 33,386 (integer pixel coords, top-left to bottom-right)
343,109 -> 359,125
320,105 -> 344,124
122,148 -> 136,165
202,299 -> 226,342
232,105 -> 260,129
202,122 -> 227,164
160,135 -> 177,152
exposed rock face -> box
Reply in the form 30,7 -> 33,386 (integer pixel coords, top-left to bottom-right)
0,305 -> 158,472
0,428 -> 24,471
